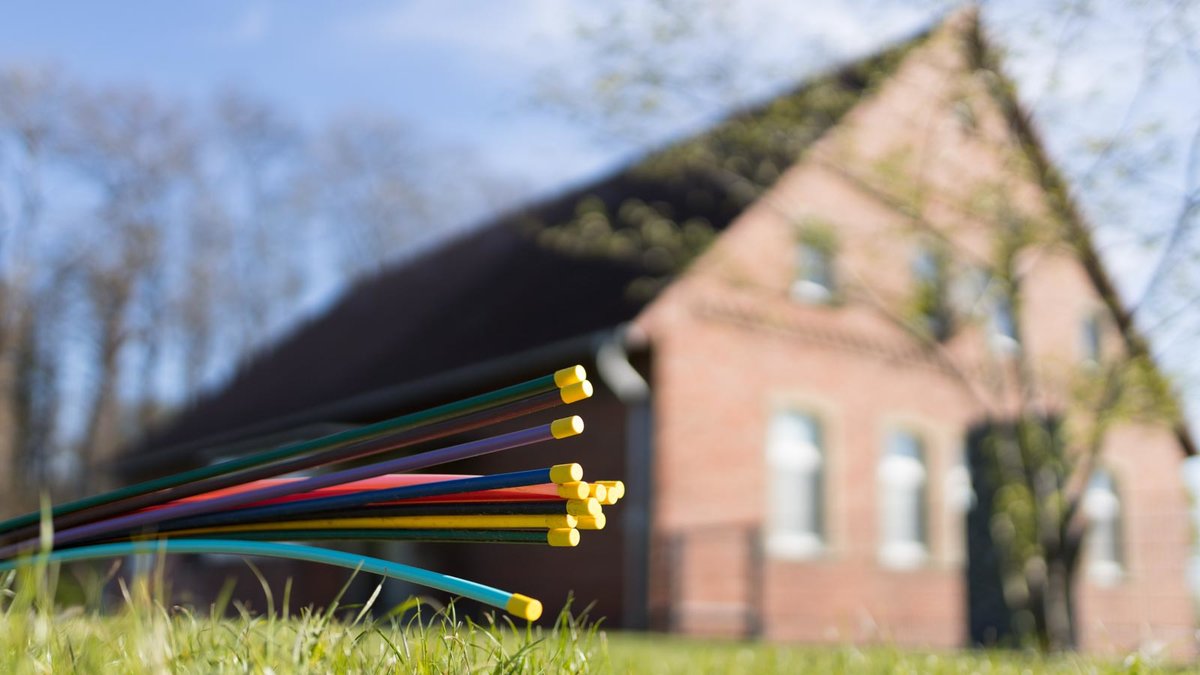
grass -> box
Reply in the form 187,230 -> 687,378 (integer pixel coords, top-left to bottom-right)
0,562 -> 1187,673
604,634 -> 1185,674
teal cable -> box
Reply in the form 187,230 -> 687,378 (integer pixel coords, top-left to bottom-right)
0,373 -> 562,535
0,539 -> 542,619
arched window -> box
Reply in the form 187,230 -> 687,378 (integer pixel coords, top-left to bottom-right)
879,429 -> 929,569
766,411 -> 825,558
1084,468 -> 1124,586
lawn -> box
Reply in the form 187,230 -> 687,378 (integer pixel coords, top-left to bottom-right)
0,570 -> 1184,673
1,603 -> 1183,673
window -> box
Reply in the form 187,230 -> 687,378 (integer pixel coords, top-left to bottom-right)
912,244 -> 952,339
1084,469 -> 1124,586
766,411 -> 825,558
878,429 -> 929,569
945,445 -> 974,514
1081,311 -> 1103,364
792,228 -> 837,303
989,292 -> 1019,352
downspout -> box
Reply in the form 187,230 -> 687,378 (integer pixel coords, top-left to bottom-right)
595,326 -> 652,631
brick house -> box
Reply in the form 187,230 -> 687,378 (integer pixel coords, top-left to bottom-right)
127,11 -> 1196,655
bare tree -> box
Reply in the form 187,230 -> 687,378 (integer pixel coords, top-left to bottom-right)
0,66 -> 69,504
310,114 -> 440,271
207,90 -> 308,359
53,84 -> 196,484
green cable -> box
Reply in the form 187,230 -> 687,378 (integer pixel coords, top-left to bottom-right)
0,539 -> 541,619
0,373 -> 560,535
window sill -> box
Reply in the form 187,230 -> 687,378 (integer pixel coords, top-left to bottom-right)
1087,561 -> 1125,588
766,533 -> 825,561
988,334 -> 1020,355
879,543 -> 929,570
790,280 -> 835,305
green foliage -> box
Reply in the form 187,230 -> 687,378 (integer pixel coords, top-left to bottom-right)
1072,355 -> 1180,425
537,196 -> 717,277
532,35 -> 926,303
795,218 -> 839,254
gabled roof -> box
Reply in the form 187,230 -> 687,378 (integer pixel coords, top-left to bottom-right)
129,28 -> 927,464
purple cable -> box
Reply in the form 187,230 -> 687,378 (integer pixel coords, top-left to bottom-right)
3,422 -> 560,557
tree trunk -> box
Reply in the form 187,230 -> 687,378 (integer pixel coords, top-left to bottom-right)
78,311 -> 125,492
1042,555 -> 1076,651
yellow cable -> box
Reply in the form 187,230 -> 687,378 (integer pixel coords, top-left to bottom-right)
169,514 -> 578,537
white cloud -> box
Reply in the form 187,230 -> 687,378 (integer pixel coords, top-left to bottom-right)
335,0 -> 573,64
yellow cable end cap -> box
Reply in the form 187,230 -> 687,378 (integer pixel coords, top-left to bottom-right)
588,483 -> 608,502
577,514 -> 606,530
506,593 -> 543,621
549,463 -> 583,484
546,514 -> 578,529
559,381 -> 594,405
557,482 -> 589,500
551,416 -> 584,439
547,528 -> 580,547
597,481 -> 625,500
554,365 -> 587,387
566,498 -> 602,517
599,493 -> 618,506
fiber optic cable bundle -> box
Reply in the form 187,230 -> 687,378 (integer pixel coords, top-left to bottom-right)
0,366 -> 623,621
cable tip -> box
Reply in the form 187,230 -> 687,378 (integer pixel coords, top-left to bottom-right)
577,514 -> 606,530
557,481 -> 590,500
554,365 -> 587,387
559,380 -> 594,405
566,498 -> 602,517
550,416 -> 585,439
547,528 -> 580,547
506,593 -> 543,621
597,480 -> 625,500
549,463 -> 584,484
587,483 -> 608,502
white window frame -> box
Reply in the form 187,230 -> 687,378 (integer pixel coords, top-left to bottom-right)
878,427 -> 930,570
1084,468 -> 1124,586
765,410 -> 826,559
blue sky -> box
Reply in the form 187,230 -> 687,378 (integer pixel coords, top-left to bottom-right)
0,2 -> 621,183
0,2 -> 944,187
